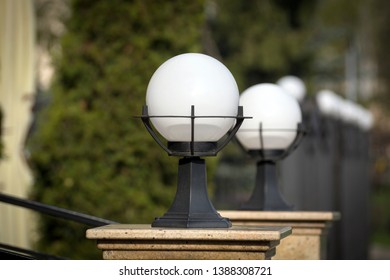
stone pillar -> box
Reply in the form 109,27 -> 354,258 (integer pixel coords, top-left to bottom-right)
219,211 -> 340,260
86,224 -> 291,260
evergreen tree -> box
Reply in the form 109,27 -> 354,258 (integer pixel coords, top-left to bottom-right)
28,0 -> 205,259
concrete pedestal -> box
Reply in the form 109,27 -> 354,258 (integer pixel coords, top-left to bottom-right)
86,224 -> 291,260
219,211 -> 340,260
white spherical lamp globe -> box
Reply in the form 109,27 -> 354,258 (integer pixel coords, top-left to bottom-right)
236,83 -> 302,150
277,75 -> 306,102
146,53 -> 239,142
316,89 -> 343,118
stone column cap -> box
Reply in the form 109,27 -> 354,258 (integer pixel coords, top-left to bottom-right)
86,224 -> 291,241
219,211 -> 341,222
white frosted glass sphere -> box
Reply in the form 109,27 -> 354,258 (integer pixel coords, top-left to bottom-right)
236,83 -> 302,150
146,53 -> 239,142
316,89 -> 343,118
277,75 -> 306,102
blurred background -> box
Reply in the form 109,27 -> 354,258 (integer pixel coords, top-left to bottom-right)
1,0 -> 390,259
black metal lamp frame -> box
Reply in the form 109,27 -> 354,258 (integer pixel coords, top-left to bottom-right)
239,123 -> 306,211
139,105 -> 248,228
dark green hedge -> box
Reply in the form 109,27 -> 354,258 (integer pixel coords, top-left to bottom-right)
28,0 -> 205,259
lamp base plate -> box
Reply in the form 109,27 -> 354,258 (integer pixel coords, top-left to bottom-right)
152,212 -> 232,228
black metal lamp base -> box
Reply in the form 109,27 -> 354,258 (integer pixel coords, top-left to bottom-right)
236,124 -> 306,211
152,212 -> 231,228
240,160 -> 293,211
137,105 -> 249,228
152,157 -> 231,228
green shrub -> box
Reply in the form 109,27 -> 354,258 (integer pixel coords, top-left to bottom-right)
28,0 -> 205,259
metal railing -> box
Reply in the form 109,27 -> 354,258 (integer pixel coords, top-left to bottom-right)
0,192 -> 118,259
0,243 -> 65,260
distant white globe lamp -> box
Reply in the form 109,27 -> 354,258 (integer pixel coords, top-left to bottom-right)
277,75 -> 307,102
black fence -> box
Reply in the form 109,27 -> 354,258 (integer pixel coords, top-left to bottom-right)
279,103 -> 371,259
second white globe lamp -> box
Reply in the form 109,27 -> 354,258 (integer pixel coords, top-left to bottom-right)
236,83 -> 304,210
236,83 -> 302,151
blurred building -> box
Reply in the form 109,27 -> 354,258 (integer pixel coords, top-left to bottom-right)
0,0 -> 37,249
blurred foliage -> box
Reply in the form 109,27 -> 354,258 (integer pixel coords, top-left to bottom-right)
28,0 -> 205,259
210,0 -> 363,94
371,184 -> 390,245
369,0 -> 390,113
211,0 -> 315,90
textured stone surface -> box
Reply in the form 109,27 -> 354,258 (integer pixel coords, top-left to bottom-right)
86,224 -> 291,260
219,211 -> 340,260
